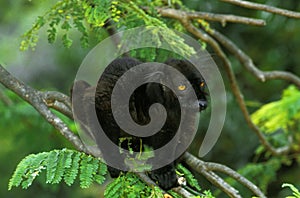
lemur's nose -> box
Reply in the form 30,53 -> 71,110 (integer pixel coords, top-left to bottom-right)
198,100 -> 207,111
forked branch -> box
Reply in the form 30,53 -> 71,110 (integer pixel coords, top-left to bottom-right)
0,65 -> 88,154
0,64 -> 266,197
158,7 -> 293,156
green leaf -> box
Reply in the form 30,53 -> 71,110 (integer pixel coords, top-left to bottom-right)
46,150 -> 59,183
8,153 -> 47,190
63,151 -> 81,186
252,85 -> 300,134
104,178 -> 123,198
61,21 -> 71,30
8,149 -> 107,190
62,34 -> 73,48
79,155 -> 99,188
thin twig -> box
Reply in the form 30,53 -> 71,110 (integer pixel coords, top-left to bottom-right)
210,30 -> 300,88
221,0 -> 300,19
183,152 -> 267,198
42,91 -> 72,109
183,153 -> 242,198
205,161 -> 266,198
157,8 -> 266,26
42,91 -> 73,119
158,8 -> 290,156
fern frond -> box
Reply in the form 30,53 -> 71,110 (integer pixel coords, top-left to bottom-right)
252,85 -> 300,134
104,177 -> 123,198
93,160 -> 107,185
79,155 -> 99,188
8,152 -> 47,190
8,149 -> 107,190
46,150 -> 59,183
52,149 -> 69,184
64,151 -> 81,186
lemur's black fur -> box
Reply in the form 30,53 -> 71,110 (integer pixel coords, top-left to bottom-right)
73,57 -> 207,189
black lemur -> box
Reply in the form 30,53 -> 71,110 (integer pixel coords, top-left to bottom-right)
73,57 -> 208,189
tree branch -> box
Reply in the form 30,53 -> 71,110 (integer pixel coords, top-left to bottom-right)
0,64 -> 195,197
42,91 -> 73,119
157,8 -> 266,26
1,62 -> 272,197
158,8 -> 291,156
183,152 -> 267,198
0,64 -> 89,154
172,186 -> 198,197
221,0 -> 300,19
209,30 -> 300,88
183,153 -> 242,198
205,161 -> 266,198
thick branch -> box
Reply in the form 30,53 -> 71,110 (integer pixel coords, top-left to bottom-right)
183,152 -> 267,198
183,153 -> 242,198
0,64 -> 193,197
0,64 -> 89,154
157,8 -> 266,26
221,0 -> 300,19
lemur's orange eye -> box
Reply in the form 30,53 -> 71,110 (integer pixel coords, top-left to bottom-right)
200,82 -> 205,87
178,85 -> 186,91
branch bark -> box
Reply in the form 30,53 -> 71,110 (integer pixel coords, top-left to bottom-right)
158,7 -> 292,156
183,152 -> 267,198
0,65 -> 89,154
221,0 -> 300,19
209,30 -> 300,88
0,62 -> 269,197
157,8 -> 266,26
42,91 -> 73,119
3,3 -> 300,196
0,64 -> 195,197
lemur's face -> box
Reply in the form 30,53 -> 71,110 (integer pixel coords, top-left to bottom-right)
145,59 -> 208,112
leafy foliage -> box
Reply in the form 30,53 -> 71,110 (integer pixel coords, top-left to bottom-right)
235,85 -> 300,196
20,0 -> 118,50
252,85 -> 300,152
20,0 -> 197,61
252,85 -> 300,134
7,0 -> 300,197
104,172 -> 164,198
8,149 -> 107,190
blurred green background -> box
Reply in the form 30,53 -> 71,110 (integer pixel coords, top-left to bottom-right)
0,0 -> 300,197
